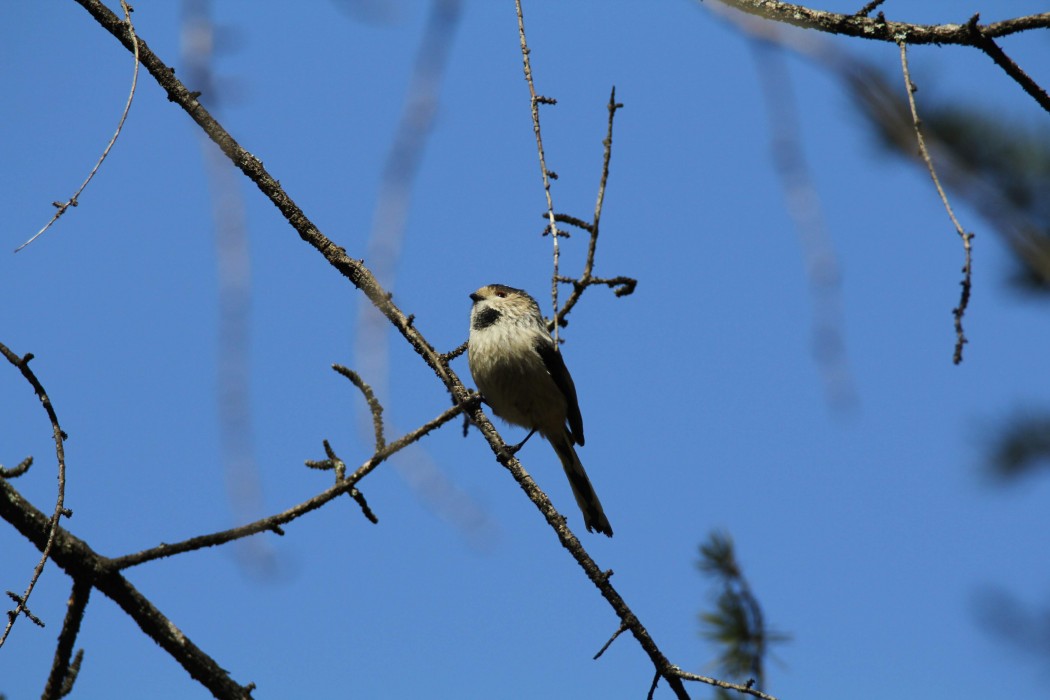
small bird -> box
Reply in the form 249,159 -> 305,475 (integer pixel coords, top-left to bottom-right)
467,284 -> 613,536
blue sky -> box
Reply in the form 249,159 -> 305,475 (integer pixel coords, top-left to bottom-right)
3,1 -> 1049,698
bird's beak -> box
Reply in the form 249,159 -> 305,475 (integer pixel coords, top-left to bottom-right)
469,293 -> 482,303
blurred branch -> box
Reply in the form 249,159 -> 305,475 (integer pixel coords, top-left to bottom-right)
989,413 -> 1050,480
698,532 -> 789,697
15,0 -> 138,253
352,0 -> 494,545
975,588 -> 1050,665
71,0 -> 443,386
181,0 -> 275,575
748,40 -> 857,408
0,344 -> 70,650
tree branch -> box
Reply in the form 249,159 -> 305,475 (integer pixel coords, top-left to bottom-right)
0,478 -> 254,699
16,0 -> 139,253
70,0 -> 451,392
515,0 -> 564,344
966,14 -> 1050,116
714,1 -> 1050,44
896,40 -> 974,364
42,578 -> 91,700
60,2 -> 691,697
0,344 -> 70,649
111,402 -> 464,570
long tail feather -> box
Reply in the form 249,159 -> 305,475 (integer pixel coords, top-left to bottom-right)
550,433 -> 613,537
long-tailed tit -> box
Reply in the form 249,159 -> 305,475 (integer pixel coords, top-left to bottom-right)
467,284 -> 613,536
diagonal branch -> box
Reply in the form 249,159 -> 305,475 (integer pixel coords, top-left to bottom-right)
966,14 -> 1050,116
66,3 -> 688,697
0,478 -> 254,699
714,1 -> 1050,44
70,0 -> 450,391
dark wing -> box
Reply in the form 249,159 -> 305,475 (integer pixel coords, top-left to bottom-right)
534,338 -> 585,446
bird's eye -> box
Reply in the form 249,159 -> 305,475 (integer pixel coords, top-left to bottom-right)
495,291 -> 507,298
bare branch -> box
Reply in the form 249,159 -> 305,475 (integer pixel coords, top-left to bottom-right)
0,345 -> 69,649
16,0 -> 139,253
464,398 -> 690,699
0,456 -> 33,479
749,41 -> 857,409
66,3 -> 687,696
110,402 -> 465,570
42,579 -> 91,700
966,14 -> 1050,116
593,621 -> 628,659
333,365 -> 386,450
70,0 -> 453,394
714,1 -> 1050,44
551,91 -> 637,329
515,0 -> 563,344
673,667 -> 780,699
441,340 -> 469,362
897,40 -> 974,364
0,478 -> 255,699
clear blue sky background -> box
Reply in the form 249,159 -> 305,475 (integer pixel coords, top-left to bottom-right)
3,1 -> 1049,698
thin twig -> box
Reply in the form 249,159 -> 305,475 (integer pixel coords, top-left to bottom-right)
441,340 -> 469,362
515,0 -> 562,345
0,345 -> 69,649
897,40 -> 974,364
15,0 -> 139,253
854,0 -> 886,17
333,365 -> 386,450
966,14 -> 1050,116
0,456 -> 34,479
587,87 -> 620,277
593,621 -> 628,659
110,402 -> 465,570
673,668 -> 780,699
647,670 -> 661,700
552,91 -> 635,328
